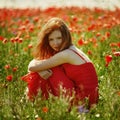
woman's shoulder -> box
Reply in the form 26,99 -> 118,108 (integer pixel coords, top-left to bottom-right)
57,46 -> 80,57
57,48 -> 74,58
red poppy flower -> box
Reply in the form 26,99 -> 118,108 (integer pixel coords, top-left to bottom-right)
110,42 -> 117,47
6,75 -> 13,81
78,39 -> 84,46
117,42 -> 120,48
42,107 -> 48,113
105,55 -> 112,63
10,38 -> 15,43
105,55 -> 112,66
13,67 -> 18,72
19,25 -> 26,31
88,24 -> 95,31
4,64 -> 10,69
18,38 -> 23,43
87,50 -> 92,55
28,44 -> 33,49
72,16 -> 78,22
2,38 -> 8,44
0,36 -> 4,41
105,32 -> 111,38
29,25 -> 34,32
113,51 -> 120,56
96,32 -> 101,37
33,16 -> 39,22
24,19 -> 30,24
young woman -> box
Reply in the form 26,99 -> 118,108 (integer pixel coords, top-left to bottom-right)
22,17 -> 98,109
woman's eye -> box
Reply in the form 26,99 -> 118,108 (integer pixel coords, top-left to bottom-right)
49,39 -> 53,41
57,37 -> 62,39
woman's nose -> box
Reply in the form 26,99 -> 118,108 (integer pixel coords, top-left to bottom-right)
54,40 -> 59,45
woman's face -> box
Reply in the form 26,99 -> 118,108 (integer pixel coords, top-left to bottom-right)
48,30 -> 62,51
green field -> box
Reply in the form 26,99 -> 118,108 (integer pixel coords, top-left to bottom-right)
0,7 -> 120,120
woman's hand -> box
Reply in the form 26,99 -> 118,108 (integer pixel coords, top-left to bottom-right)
38,69 -> 53,80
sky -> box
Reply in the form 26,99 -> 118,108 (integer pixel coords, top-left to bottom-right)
0,0 -> 120,10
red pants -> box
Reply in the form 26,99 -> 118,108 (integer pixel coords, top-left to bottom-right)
21,66 -> 98,107
21,66 -> 75,100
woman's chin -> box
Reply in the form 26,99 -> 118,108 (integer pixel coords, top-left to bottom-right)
53,47 -> 60,51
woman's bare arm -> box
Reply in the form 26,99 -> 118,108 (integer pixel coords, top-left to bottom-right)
28,59 -> 53,79
28,50 -> 69,72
